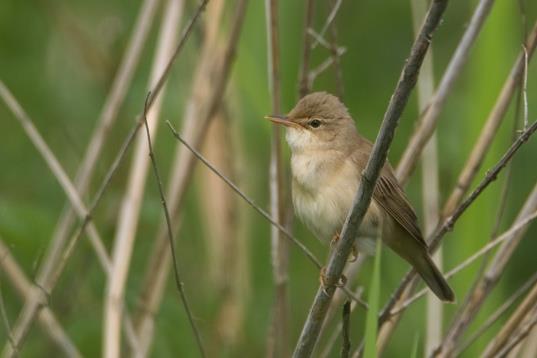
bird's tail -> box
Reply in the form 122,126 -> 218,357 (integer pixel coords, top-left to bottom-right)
413,253 -> 455,303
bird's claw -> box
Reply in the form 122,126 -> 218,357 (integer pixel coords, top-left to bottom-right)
349,245 -> 359,262
320,267 -> 348,296
330,232 -> 340,248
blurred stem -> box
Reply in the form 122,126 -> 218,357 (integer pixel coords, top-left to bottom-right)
435,182 -> 537,357
0,0 -> 159,354
377,20 -> 537,339
0,239 -> 81,358
142,94 -> 206,357
299,0 -> 315,98
441,21 -> 537,216
104,1 -> 184,357
481,271 -> 537,356
492,308 -> 537,357
456,271 -> 537,356
132,1 -> 249,355
0,0 -> 208,355
49,0 -> 160,275
328,0 -> 344,99
396,0 -> 497,184
265,0 -> 289,357
0,80 -> 139,354
410,0 -> 442,356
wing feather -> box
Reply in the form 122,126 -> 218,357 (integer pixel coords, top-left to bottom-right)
350,137 -> 426,248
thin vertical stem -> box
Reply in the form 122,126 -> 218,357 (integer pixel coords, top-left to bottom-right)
299,0 -> 315,98
410,0 -> 442,356
396,0 -> 497,184
104,1 -> 184,357
265,0 -> 289,356
49,0 -> 161,278
142,95 -> 206,357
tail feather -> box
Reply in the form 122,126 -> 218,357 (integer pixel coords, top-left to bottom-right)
414,254 -> 455,303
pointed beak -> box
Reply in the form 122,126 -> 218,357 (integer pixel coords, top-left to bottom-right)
264,114 -> 301,128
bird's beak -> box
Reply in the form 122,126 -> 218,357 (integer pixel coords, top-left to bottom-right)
264,114 -> 301,128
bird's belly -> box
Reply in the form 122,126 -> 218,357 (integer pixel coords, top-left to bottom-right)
292,173 -> 383,246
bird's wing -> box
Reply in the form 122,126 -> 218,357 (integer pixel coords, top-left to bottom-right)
350,139 -> 427,248
373,168 -> 427,248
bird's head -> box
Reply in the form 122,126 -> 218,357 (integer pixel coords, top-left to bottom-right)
265,92 -> 358,153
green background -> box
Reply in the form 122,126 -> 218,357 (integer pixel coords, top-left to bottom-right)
1,0 -> 536,356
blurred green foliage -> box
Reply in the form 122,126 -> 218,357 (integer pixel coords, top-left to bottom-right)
1,0 -> 536,357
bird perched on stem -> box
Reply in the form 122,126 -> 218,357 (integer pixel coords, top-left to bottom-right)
265,91 -> 455,302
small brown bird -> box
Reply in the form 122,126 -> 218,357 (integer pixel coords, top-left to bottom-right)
266,91 -> 455,302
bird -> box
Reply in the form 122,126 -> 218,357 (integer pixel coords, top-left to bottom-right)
265,91 -> 455,302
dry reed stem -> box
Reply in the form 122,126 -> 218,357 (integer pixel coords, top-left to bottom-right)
493,310 -> 537,358
200,108 -> 248,351
309,47 -> 347,84
132,1 -> 248,354
104,1 -> 184,357
1,1 -> 210,355
375,22 -> 537,328
265,0 -> 290,356
482,279 -> 537,357
0,81 -> 109,271
1,0 -> 199,354
409,0 -> 443,355
0,240 -> 81,357
442,22 -> 537,216
396,0 -> 497,184
0,86 -> 139,353
294,1 -> 448,356
327,0 -> 344,99
199,108 -> 245,350
388,209 -> 537,315
197,0 -> 228,287
377,118 -> 537,338
434,182 -> 537,356
310,0 -> 342,50
456,271 -> 537,356
176,0 -> 244,352
0,0 -> 159,352
0,81 -> 127,355
298,0 -> 315,98
200,114 -> 235,287
49,0 -> 160,280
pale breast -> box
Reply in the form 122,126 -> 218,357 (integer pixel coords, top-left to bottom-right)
291,155 -> 383,244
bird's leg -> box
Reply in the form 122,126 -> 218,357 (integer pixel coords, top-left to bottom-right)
319,267 -> 348,296
349,244 -> 359,262
332,231 -> 358,262
330,231 -> 340,248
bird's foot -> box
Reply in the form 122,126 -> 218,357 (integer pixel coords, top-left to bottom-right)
320,267 -> 348,296
349,245 -> 359,262
330,232 -> 340,248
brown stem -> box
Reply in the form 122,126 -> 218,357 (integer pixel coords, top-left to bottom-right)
396,0 -> 497,184
298,0 -> 315,98
265,0 -> 290,356
142,94 -> 206,357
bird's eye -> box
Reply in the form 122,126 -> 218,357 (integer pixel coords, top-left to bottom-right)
309,119 -> 321,128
